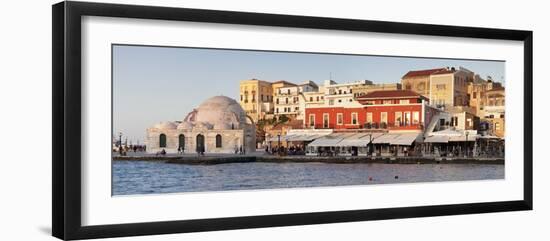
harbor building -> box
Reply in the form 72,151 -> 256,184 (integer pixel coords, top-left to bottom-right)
352,83 -> 402,97
303,90 -> 442,156
273,80 -> 318,120
239,79 -> 274,123
145,96 -> 256,154
401,67 -> 474,108
305,89 -> 438,132
401,68 -> 447,97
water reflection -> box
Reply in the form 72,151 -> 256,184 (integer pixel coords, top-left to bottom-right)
112,161 -> 504,195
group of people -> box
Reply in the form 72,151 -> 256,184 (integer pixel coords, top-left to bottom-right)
234,146 -> 245,155
267,145 -> 305,156
114,144 -> 146,156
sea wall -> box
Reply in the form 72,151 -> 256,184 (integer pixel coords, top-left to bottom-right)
113,155 -> 504,165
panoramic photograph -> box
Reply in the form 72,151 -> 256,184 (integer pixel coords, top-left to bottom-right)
112,44 -> 506,196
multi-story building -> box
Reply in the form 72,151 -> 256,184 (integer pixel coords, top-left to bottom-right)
429,67 -> 474,108
482,86 -> 505,137
304,90 -> 439,133
401,68 -> 447,97
353,83 -> 402,97
402,67 -> 474,108
468,76 -> 503,116
239,79 -> 274,123
273,80 -> 318,120
322,80 -> 370,108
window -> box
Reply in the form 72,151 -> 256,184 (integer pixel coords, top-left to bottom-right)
337,113 -> 343,125
399,99 -> 409,104
276,98 -> 279,104
413,111 -> 420,124
329,100 -> 334,106
323,113 -> 329,128
349,88 -> 353,93
309,97 -> 313,101
473,92 -> 477,99
215,134 -> 222,148
261,94 -> 264,101
316,96 -> 320,101
159,134 -> 167,148
381,112 -> 388,124
436,84 -> 446,90
287,89 -> 290,94
309,114 -> 315,127
285,98 -> 288,104
351,113 -> 358,125
275,108 -> 279,113
240,95 -> 243,101
338,89 -> 342,94
395,112 -> 402,127
404,112 -> 411,126
383,100 -> 392,105
178,134 -> 185,149
366,112 -> 373,123
338,99 -> 342,103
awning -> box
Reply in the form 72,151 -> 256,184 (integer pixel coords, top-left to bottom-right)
449,135 -> 478,142
268,133 -> 327,142
335,133 -> 369,147
371,134 -> 399,144
424,135 -> 449,143
308,137 -> 344,146
390,133 -> 422,145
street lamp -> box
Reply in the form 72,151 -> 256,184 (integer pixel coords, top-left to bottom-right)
277,134 -> 281,155
118,132 -> 123,156
367,133 -> 373,157
465,132 -> 469,157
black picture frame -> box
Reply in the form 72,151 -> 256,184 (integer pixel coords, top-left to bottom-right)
52,1 -> 533,240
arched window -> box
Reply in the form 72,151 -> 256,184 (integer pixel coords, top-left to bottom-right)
159,134 -> 167,148
178,134 -> 185,149
215,134 -> 222,148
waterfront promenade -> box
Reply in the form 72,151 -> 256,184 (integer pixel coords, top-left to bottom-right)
113,151 -> 504,165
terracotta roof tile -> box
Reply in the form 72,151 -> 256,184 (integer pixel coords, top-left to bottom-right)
402,68 -> 451,78
357,90 -> 424,99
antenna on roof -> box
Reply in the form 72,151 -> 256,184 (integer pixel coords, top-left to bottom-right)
329,72 -> 332,80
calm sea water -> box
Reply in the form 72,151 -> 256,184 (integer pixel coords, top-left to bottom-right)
112,161 -> 504,195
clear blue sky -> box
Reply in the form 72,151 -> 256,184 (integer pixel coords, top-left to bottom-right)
113,45 -> 505,143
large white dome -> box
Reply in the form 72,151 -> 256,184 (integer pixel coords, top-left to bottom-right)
194,96 -> 248,126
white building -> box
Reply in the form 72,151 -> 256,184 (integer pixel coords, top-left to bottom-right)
145,96 -> 256,154
273,80 -> 319,120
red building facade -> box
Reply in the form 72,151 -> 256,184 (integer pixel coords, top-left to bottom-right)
305,90 -> 438,132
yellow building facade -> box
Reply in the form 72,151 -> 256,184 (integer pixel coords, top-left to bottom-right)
239,79 -> 274,123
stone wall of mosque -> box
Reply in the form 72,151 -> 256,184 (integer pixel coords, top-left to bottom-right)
145,125 -> 256,154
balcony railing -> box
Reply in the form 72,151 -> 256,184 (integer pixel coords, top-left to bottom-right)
305,122 -> 424,130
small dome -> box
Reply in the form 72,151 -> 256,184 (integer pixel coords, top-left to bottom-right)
177,121 -> 194,130
153,121 -> 177,129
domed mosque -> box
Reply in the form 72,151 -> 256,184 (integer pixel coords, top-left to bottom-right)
145,96 -> 256,154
